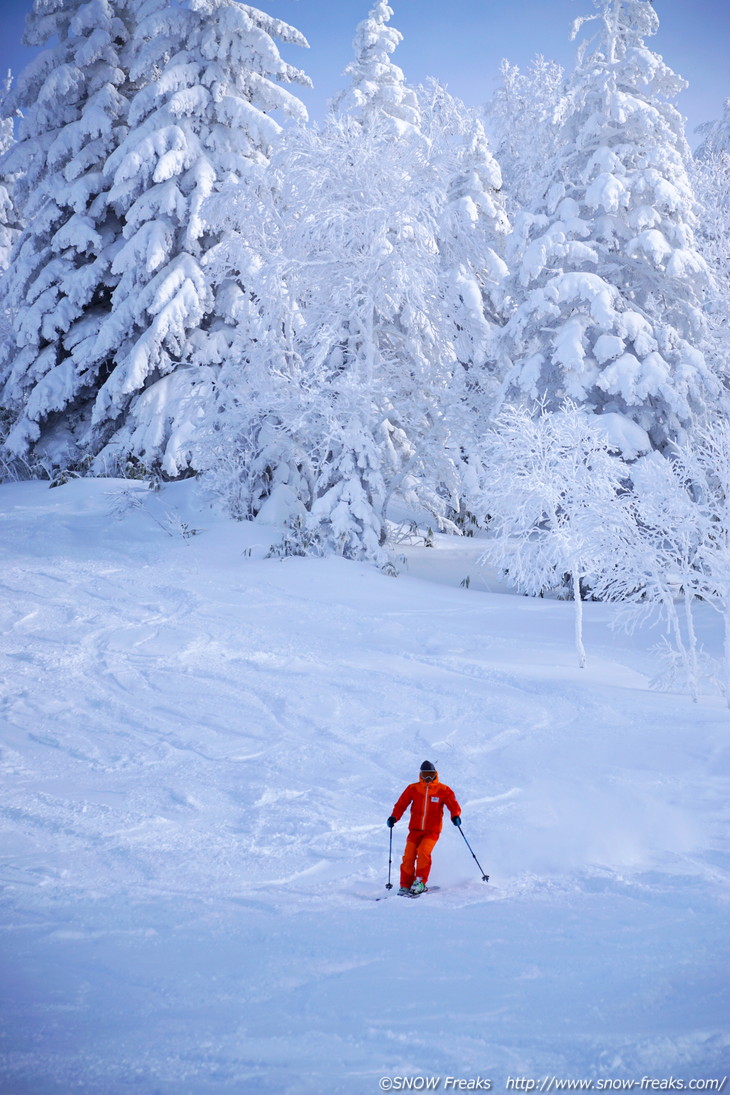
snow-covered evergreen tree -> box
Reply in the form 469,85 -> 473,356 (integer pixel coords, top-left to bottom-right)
330,1 -> 420,134
692,100 -> 730,389
204,13 -> 514,559
693,149 -> 730,294
695,96 -> 730,160
0,0 -> 133,467
204,111 -> 462,561
0,72 -> 21,274
420,80 -> 509,368
693,98 -> 730,292
0,71 -> 21,380
0,0 -> 310,477
496,0 -> 718,452
204,4 -> 480,560
418,80 -> 511,526
483,55 -> 566,217
200,165 -> 312,527
89,0 -> 310,477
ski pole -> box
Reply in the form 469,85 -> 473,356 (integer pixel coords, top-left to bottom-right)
386,824 -> 394,889
457,823 -> 489,882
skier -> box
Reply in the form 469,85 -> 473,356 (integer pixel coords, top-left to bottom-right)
387,760 -> 461,895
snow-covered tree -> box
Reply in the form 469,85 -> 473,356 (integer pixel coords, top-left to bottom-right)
496,0 -> 718,453
0,72 -> 21,274
483,55 -> 566,217
204,111 -> 464,561
89,0 -> 311,477
417,80 -> 511,527
692,101 -> 730,389
682,424 -> 730,705
199,166 -> 312,527
204,5 -> 503,560
0,0 -> 133,467
420,80 -> 509,369
0,71 -> 21,378
478,401 -> 630,668
695,96 -> 730,160
0,0 -> 310,477
587,425 -> 730,705
330,1 -> 420,134
692,149 -> 730,296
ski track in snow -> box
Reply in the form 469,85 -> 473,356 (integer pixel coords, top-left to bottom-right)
0,479 -> 728,1093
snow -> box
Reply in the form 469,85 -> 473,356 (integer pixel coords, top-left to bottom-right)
1,477 -> 728,1092
628,229 -> 673,266
592,412 -> 651,459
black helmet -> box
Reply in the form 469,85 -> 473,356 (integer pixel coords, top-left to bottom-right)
420,760 -> 436,773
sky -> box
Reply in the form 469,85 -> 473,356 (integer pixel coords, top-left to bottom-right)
0,0 -> 727,147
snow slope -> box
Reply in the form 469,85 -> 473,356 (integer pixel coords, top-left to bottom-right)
0,478 -> 728,1093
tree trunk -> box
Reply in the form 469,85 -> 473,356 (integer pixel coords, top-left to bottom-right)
723,600 -> 730,709
682,585 -> 700,704
573,567 -> 586,669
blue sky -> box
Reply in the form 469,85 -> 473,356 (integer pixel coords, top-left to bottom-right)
1,0 -> 727,147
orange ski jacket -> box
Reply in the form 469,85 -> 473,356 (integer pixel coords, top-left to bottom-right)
391,772 -> 461,834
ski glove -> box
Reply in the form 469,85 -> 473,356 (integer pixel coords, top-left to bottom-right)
452,816 -> 462,827
387,816 -> 397,828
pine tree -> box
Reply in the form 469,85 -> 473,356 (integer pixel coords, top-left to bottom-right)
692,100 -> 730,393
484,55 -> 566,218
0,72 -> 21,274
0,0 -> 133,468
695,96 -> 730,159
204,16 -> 514,559
330,1 -> 420,134
0,0 -> 310,477
200,171 -> 312,527
0,72 -> 22,380
693,101 -> 730,309
418,80 -> 511,527
203,111 -> 459,561
203,3 -> 450,559
89,0 -> 311,477
496,0 -> 718,452
421,81 -> 509,360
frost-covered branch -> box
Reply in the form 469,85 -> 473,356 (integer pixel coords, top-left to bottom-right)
478,401 -> 630,668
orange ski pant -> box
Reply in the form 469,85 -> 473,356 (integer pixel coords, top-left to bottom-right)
400,830 -> 440,888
